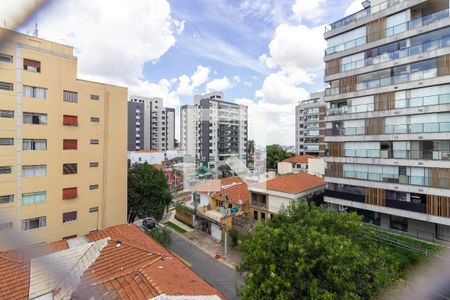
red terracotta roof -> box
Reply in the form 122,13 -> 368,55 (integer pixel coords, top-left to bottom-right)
0,224 -> 222,300
211,177 -> 249,205
136,149 -> 161,153
281,155 -> 316,164
255,172 -> 325,194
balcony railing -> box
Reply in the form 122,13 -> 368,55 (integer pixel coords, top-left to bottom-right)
324,189 -> 365,202
337,149 -> 450,161
327,122 -> 450,136
339,34 -> 450,74
324,0 -> 404,33
327,92 -> 450,116
251,200 -> 267,208
338,170 -> 450,189
325,9 -> 449,55
385,199 -> 426,213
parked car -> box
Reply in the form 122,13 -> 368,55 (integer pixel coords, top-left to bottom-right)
142,217 -> 157,229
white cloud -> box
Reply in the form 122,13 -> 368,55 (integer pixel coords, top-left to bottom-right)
233,75 -> 241,83
235,98 -> 296,145
206,76 -> 232,92
345,0 -> 364,16
23,0 -> 181,85
176,65 -> 210,96
291,0 -> 326,23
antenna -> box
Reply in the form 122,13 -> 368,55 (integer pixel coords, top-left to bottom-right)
33,0 -> 38,37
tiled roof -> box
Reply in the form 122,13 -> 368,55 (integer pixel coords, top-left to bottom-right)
281,155 -> 316,164
189,177 -> 249,205
255,172 -> 325,194
0,224 -> 222,300
136,149 -> 161,153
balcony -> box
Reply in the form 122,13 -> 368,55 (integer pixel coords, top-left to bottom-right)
324,189 -> 365,202
338,148 -> 450,161
324,0 -> 403,33
325,8 -> 450,56
385,199 -> 426,213
327,121 -> 450,136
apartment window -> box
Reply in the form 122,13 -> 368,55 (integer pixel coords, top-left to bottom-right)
0,166 -> 12,174
0,110 -> 14,118
63,163 -> 77,175
0,195 -> 13,204
23,58 -> 41,72
0,53 -> 12,63
23,139 -> 47,151
0,222 -> 13,231
0,81 -> 13,91
89,184 -> 99,190
63,115 -> 78,126
89,162 -> 99,168
89,206 -> 99,213
22,165 -> 46,177
90,94 -> 100,101
62,187 -> 77,200
62,211 -> 77,223
90,117 -> 100,123
23,112 -> 47,125
0,138 -> 13,146
22,191 -> 46,205
22,216 -> 46,230
63,90 -> 78,103
63,139 -> 77,150
253,210 -> 258,221
23,85 -> 47,99
90,139 -> 99,145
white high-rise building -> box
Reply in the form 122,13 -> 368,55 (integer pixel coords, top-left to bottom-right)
180,92 -> 248,171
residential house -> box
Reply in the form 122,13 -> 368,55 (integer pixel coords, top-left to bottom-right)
277,155 -> 325,177
0,224 -> 223,299
249,172 -> 326,224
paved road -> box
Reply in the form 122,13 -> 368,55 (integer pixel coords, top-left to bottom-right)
169,232 -> 244,300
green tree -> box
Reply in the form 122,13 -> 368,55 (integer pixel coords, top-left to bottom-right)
146,227 -> 171,248
238,202 -> 403,300
218,164 -> 234,178
266,144 -> 294,170
128,162 -> 172,222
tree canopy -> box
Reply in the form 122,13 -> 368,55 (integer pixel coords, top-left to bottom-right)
237,202 -> 407,300
128,162 -> 172,222
266,144 -> 295,170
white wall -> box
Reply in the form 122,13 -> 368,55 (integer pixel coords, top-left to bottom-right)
211,223 -> 222,241
308,158 -> 325,177
277,162 -> 293,175
128,151 -> 165,165
268,194 -> 292,213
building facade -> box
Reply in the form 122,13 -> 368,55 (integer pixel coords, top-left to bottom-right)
128,96 -> 175,151
295,92 -> 327,156
0,28 -> 128,250
180,92 -> 248,171
323,0 -> 450,242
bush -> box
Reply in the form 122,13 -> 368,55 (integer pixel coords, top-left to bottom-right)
146,227 -> 171,248
165,221 -> 187,234
229,229 -> 239,248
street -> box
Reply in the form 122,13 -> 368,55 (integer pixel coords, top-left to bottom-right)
168,231 -> 245,300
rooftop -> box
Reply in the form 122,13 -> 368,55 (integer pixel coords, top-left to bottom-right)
189,177 -> 249,205
254,172 -> 325,194
281,155 -> 316,164
0,224 -> 222,300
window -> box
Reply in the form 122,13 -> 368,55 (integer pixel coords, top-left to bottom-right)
63,90 -> 78,103
22,165 -> 46,177
23,139 -> 47,150
0,110 -> 14,118
22,191 -> 46,205
0,195 -> 13,204
0,138 -> 13,146
390,215 -> 408,232
0,53 -> 12,63
89,184 -> 99,190
0,166 -> 12,174
63,115 -> 78,126
22,216 -> 46,230
90,139 -> 99,145
23,112 -> 47,125
23,85 -> 47,99
90,94 -> 100,100
63,163 -> 77,175
63,187 -> 77,199
89,162 -> 99,168
23,58 -> 41,72
0,81 -> 13,91
0,222 -> 12,231
63,139 -> 77,150
253,210 -> 258,221
90,117 -> 100,123
62,211 -> 77,223
89,207 -> 99,213
261,212 -> 266,221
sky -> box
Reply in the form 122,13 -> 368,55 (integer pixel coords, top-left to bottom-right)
3,0 -> 364,146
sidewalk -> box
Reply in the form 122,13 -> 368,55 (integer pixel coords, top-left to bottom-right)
182,230 -> 241,269
165,209 -> 193,232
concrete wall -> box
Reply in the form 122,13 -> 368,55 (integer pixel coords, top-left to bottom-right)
277,162 -> 293,175
308,158 -> 325,177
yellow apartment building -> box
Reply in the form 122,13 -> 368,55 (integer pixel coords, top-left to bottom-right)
0,28 -> 127,250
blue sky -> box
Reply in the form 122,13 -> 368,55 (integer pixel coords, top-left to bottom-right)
10,0 -> 362,145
